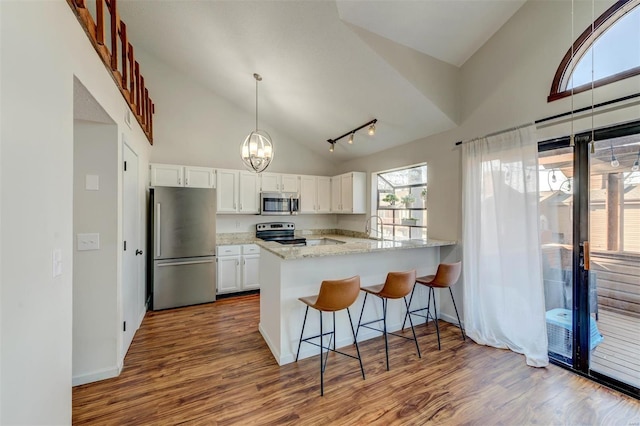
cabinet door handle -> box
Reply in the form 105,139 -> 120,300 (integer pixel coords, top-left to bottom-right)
178,177 -> 181,185
185,178 -> 189,186
240,203 -> 243,211
236,260 -> 240,266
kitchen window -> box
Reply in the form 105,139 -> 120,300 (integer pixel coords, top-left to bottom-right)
375,164 -> 428,240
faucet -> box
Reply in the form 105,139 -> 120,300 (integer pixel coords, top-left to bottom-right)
364,215 -> 384,240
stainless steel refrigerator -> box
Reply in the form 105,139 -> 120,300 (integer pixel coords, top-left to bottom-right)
148,187 -> 216,310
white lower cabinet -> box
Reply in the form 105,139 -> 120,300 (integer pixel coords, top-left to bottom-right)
216,244 -> 260,294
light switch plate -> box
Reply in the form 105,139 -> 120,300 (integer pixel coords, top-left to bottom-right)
52,249 -> 62,277
85,175 -> 99,191
77,233 -> 100,251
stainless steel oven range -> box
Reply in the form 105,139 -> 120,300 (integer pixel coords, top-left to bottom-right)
256,222 -> 306,246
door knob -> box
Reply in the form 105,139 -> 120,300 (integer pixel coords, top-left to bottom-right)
135,249 -> 143,256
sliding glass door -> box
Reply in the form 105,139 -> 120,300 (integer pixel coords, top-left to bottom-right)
539,121 -> 640,398
588,134 -> 640,392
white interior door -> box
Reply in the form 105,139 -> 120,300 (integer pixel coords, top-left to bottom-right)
122,142 -> 140,359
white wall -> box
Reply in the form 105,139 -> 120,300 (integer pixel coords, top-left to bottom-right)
1,2 -> 151,424
73,120 -> 119,384
337,0 -> 640,323
135,50 -> 338,176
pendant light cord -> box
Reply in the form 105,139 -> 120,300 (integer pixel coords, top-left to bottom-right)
570,0 -> 575,147
590,0 -> 596,154
255,76 -> 259,131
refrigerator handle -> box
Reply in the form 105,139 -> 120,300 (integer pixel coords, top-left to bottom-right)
156,202 -> 161,257
158,259 -> 214,267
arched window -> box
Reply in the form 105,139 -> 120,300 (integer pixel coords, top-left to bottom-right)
548,0 -> 640,102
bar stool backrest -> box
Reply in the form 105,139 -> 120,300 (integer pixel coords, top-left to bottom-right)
378,270 -> 416,299
315,276 -> 361,312
432,262 -> 462,287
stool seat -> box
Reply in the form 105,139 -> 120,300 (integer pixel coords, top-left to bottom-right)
356,270 -> 420,371
299,276 -> 359,312
295,275 -> 365,396
404,262 -> 465,350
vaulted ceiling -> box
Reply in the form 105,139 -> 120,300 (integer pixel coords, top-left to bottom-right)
117,0 -> 526,161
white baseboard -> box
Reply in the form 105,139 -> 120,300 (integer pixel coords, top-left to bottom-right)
258,323 -> 282,365
439,312 -> 465,330
72,363 -> 123,387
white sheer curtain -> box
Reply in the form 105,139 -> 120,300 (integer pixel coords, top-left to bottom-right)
462,125 -> 548,367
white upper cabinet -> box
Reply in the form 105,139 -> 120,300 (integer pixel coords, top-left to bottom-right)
216,169 -> 238,213
184,166 -> 215,188
331,172 -> 366,214
331,176 -> 341,212
239,171 -> 260,213
216,169 -> 260,214
150,164 -> 183,187
300,176 -> 331,214
151,163 -> 365,215
280,174 -> 300,193
317,176 -> 331,213
260,173 -> 300,193
150,163 -> 215,188
260,173 -> 280,192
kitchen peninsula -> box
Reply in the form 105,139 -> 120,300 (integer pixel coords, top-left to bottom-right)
256,234 -> 456,365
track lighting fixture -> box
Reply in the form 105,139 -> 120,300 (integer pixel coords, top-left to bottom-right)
632,148 -> 640,172
609,144 -> 619,168
326,119 -> 377,153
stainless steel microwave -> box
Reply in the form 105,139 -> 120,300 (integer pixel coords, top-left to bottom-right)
260,192 -> 299,215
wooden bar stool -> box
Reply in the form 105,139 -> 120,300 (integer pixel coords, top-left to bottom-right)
403,262 -> 464,350
295,276 -> 365,396
355,270 -> 420,371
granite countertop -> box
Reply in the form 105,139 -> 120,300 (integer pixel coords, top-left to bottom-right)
255,233 -> 456,260
216,233 -> 260,246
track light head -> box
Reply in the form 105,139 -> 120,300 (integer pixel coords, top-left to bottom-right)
368,123 -> 376,136
348,133 -> 354,144
329,142 -> 335,152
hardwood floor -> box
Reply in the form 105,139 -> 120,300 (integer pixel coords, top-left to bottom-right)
73,294 -> 640,425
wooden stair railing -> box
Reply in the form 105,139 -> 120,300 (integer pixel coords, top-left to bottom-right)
67,0 -> 155,144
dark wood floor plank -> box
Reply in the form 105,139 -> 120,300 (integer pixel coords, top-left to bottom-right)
73,294 -> 640,425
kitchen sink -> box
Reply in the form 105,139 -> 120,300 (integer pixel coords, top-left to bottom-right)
305,238 -> 346,247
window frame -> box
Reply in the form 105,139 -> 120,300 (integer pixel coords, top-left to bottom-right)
548,0 -> 640,102
374,163 -> 428,240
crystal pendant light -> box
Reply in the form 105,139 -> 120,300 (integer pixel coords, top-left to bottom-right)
241,73 -> 273,173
